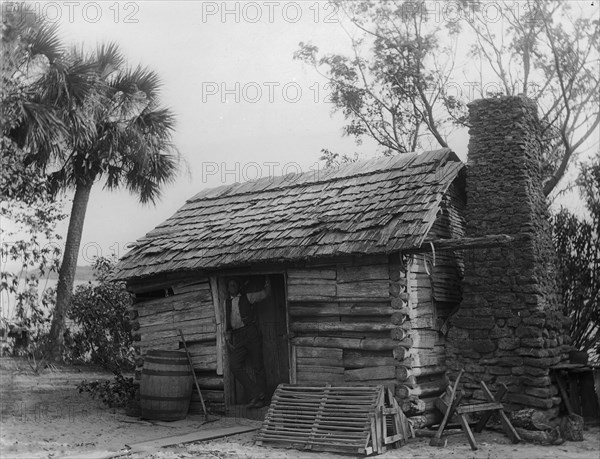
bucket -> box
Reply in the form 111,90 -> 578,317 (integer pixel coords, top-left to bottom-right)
140,350 -> 193,421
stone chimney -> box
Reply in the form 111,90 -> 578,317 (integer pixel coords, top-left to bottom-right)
447,96 -> 570,414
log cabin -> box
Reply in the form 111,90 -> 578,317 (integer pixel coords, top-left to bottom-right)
114,97 -> 570,426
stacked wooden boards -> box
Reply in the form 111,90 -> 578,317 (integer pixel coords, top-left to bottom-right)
129,277 -> 225,414
286,245 -> 461,427
288,256 -> 400,389
256,384 -> 410,455
399,185 -> 466,427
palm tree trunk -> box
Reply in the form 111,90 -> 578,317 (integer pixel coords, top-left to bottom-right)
48,180 -> 93,362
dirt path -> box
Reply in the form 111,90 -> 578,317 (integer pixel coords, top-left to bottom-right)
1,358 -> 598,458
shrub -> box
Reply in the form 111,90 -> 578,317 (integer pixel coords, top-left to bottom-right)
66,257 -> 134,371
552,159 -> 599,359
77,372 -> 136,408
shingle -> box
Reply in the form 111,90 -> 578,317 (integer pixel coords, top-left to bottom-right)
114,149 -> 464,279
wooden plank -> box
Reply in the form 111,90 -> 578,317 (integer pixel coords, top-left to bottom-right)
289,303 -> 394,317
136,291 -> 209,318
456,402 -> 504,414
337,265 -> 389,283
139,329 -> 215,346
137,301 -> 174,318
344,366 -> 396,382
408,347 -> 446,368
290,344 -> 297,384
139,318 -> 216,336
138,314 -> 174,330
396,376 -> 448,398
407,315 -> 435,329
554,371 -> 575,415
288,278 -> 340,286
336,281 -> 390,299
292,336 -> 397,351
343,355 -> 398,369
296,346 -> 343,359
297,356 -> 343,367
408,330 -> 439,349
290,322 -> 396,333
405,234 -> 515,253
287,269 -> 337,280
568,372 -> 582,415
172,279 -> 210,295
594,369 -> 600,415
474,384 -> 507,433
480,381 -> 520,444
125,425 -> 259,451
209,276 -> 223,376
172,307 -> 215,322
458,413 -> 478,451
189,355 -> 217,370
186,343 -> 217,356
296,374 -> 344,384
287,282 -> 336,300
139,321 -> 216,337
297,365 -> 344,374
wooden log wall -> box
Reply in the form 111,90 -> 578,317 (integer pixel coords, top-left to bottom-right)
287,254 -> 413,397
401,255 -> 448,426
129,277 -> 224,414
399,182 -> 466,428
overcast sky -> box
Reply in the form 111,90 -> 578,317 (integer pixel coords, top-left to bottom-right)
43,1 -> 392,265
7,1 -> 597,266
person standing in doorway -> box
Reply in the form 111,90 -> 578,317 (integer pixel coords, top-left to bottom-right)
225,276 -> 271,408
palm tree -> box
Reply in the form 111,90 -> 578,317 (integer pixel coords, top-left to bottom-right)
38,43 -> 180,361
1,7 -> 68,200
3,8 -> 179,361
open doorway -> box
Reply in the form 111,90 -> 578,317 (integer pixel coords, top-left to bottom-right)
218,273 -> 289,409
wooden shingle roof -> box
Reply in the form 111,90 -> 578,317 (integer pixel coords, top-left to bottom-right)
116,148 -> 464,279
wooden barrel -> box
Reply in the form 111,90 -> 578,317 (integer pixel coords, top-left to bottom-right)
140,350 -> 193,421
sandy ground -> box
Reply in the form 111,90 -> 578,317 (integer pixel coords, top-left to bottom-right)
1,358 -> 599,459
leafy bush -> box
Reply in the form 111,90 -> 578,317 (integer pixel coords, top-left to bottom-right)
77,372 -> 136,408
66,257 -> 134,371
552,159 -> 599,358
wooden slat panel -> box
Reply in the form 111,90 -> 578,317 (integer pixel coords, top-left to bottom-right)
257,384 -> 410,454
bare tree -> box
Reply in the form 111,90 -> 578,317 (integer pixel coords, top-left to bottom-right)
296,1 -> 599,195
465,1 -> 600,195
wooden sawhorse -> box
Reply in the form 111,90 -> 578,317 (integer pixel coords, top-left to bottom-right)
436,381 -> 521,450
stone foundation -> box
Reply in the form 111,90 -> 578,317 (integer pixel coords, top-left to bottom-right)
447,96 -> 570,412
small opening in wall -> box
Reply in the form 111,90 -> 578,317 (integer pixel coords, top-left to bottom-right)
135,287 -> 174,301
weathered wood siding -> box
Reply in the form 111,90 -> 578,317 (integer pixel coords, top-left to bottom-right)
287,254 -> 412,391
400,182 -> 466,427
130,277 -> 224,414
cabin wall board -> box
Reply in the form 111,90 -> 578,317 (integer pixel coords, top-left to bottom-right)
397,183 -> 465,425
130,275 -> 225,414
287,254 -> 410,393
